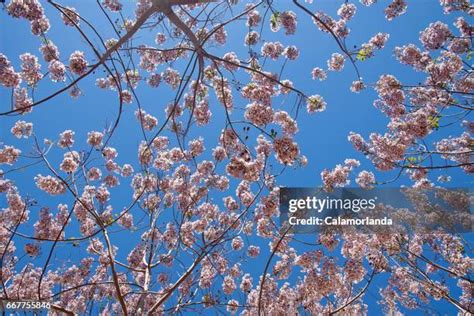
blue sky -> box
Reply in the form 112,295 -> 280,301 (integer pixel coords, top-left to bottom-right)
0,0 -> 471,314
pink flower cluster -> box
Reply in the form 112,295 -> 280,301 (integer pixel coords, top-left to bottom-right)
419,21 -> 452,50
60,151 -> 81,173
135,109 -> 158,130
48,60 -> 66,82
35,174 -> 66,195
20,53 -> 42,86
163,67 -> 181,89
58,130 -> 75,148
61,7 -> 80,26
87,131 -> 104,148
311,67 -> 327,81
244,102 -> 273,126
246,8 -> 261,27
103,0 -> 123,12
436,132 -> 473,173
69,51 -> 88,75
279,11 -> 297,35
283,45 -> 300,60
261,42 -> 285,60
350,80 -> 365,93
374,74 -> 405,118
273,136 -> 299,165
321,159 -> 360,191
0,146 -> 21,165
327,53 -> 345,71
11,120 -> 33,138
0,53 -> 21,88
7,0 -> 49,36
338,3 -> 357,21
14,88 -> 33,113
226,156 -> 264,182
273,111 -> 298,135
306,95 -> 326,113
356,170 -> 376,189
39,41 -> 59,62
384,0 -> 407,21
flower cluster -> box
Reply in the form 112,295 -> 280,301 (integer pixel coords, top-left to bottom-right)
69,51 -> 88,75
11,120 -> 33,138
20,53 -> 42,86
0,53 -> 21,88
321,159 -> 360,191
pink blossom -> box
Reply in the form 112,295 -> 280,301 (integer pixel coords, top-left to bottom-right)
49,60 -> 66,82
351,80 -> 365,93
14,88 -> 33,113
311,67 -> 327,81
321,159 -> 360,191
280,11 -> 297,35
147,73 -> 162,87
120,90 -> 133,103
374,74 -> 405,117
20,53 -> 42,86
283,45 -> 300,60
327,53 -> 345,71
87,167 -> 102,181
240,273 -> 253,292
0,146 -> 21,165
245,31 -> 260,46
273,136 -> 299,165
39,41 -> 59,62
223,275 -> 237,294
356,170 -> 376,189
121,164 -> 134,177
135,109 -> 158,130
60,151 -> 81,173
247,9 -> 261,27
394,44 -> 431,71
223,52 -> 240,71
69,51 -> 88,75
0,53 -> 21,88
58,130 -> 75,148
232,236 -> 244,250
24,243 -> 39,256
244,102 -> 273,126
30,17 -> 50,35
163,67 -> 181,89
369,32 -> 390,49
227,299 -> 239,314
35,174 -> 66,195
62,7 -> 80,26
360,0 -> 377,6
419,21 -> 452,50
273,111 -> 298,135
155,33 -> 166,45
87,131 -> 104,148
306,95 -> 326,113
247,245 -> 260,257
384,0 -> 407,20
261,42 -> 284,60
11,120 -> 33,138
103,0 -> 122,12
338,3 -> 357,21
213,27 -> 227,45
7,0 -> 44,21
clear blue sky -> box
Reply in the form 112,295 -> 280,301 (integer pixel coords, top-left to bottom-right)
0,0 -> 471,314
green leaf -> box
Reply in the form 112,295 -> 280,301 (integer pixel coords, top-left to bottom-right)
270,12 -> 280,29
428,116 -> 440,130
356,47 -> 373,62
